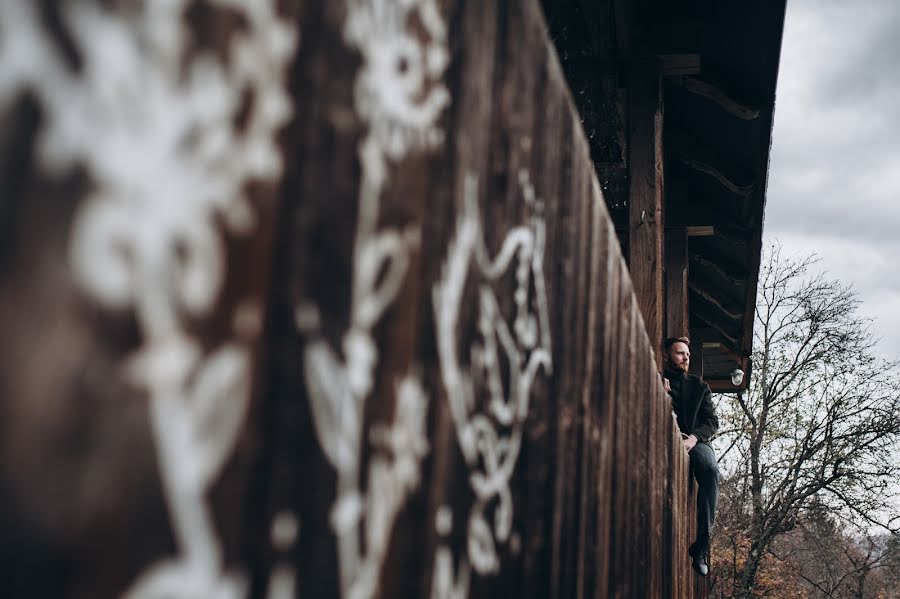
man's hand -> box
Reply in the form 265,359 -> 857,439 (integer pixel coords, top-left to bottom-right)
682,433 -> 698,452
663,377 -> 671,393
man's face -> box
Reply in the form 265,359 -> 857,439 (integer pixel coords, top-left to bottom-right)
667,341 -> 690,373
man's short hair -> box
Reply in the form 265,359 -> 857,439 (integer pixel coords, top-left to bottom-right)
664,336 -> 691,351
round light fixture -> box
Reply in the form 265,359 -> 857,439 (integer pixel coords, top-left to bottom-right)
730,368 -> 745,387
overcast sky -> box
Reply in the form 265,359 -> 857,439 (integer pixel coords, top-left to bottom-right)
766,0 -> 900,359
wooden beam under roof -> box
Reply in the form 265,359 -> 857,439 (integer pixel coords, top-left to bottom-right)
679,155 -> 754,198
627,56 -> 665,363
688,240 -> 749,280
704,352 -> 752,392
679,223 -> 752,241
689,338 -> 704,378
668,76 -> 761,120
666,198 -> 727,228
702,341 -> 744,364
636,20 -> 704,55
577,0 -> 610,57
691,328 -> 751,391
712,226 -> 753,250
666,227 -> 689,338
692,223 -> 753,242
693,312 -> 741,348
665,184 -> 755,236
688,282 -> 743,320
691,327 -> 747,360
659,54 -> 701,76
614,0 -> 633,60
690,265 -> 745,310
691,294 -> 742,345
689,252 -> 745,290
686,226 -> 714,237
707,376 -> 748,393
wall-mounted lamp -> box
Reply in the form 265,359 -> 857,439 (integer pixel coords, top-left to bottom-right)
730,368 -> 745,387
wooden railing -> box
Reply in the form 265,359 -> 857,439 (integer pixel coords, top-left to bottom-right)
0,0 -> 707,597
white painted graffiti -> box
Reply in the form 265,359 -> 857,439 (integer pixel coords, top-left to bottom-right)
345,0 -> 450,165
430,506 -> 471,599
298,319 -> 432,599
431,170 -> 553,591
265,511 -> 301,599
295,1 -> 449,599
0,1 -> 296,597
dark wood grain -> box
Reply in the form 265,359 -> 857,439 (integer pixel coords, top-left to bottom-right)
666,228 -> 690,338
0,1 -> 708,598
627,57 -> 665,368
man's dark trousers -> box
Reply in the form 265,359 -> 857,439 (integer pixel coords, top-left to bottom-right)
667,368 -> 720,546
689,442 -> 719,540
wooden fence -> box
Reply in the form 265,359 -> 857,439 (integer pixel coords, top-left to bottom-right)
0,0 -> 707,597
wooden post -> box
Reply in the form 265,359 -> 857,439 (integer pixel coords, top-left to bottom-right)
666,227 -> 689,338
628,57 -> 665,366
690,339 -> 704,378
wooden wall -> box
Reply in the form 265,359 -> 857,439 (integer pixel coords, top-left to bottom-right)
0,0 -> 707,597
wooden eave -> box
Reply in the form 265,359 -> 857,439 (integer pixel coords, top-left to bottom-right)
542,0 -> 787,391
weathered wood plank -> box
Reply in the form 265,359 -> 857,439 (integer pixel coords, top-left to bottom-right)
592,213 -> 622,599
0,2 -> 708,599
647,341 -> 667,597
519,11 -> 567,599
606,264 -> 637,599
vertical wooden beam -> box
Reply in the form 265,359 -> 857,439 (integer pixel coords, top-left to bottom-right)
628,57 -> 664,366
689,339 -> 704,378
666,227 -> 688,338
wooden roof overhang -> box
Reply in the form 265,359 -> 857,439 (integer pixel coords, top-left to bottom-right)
657,0 -> 786,391
542,0 -> 788,391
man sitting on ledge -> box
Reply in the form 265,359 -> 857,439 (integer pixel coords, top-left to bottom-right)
663,336 -> 719,577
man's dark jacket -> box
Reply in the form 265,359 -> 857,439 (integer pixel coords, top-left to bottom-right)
667,371 -> 719,443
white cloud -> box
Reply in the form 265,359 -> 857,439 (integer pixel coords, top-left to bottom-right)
764,0 -> 900,361
771,231 -> 900,359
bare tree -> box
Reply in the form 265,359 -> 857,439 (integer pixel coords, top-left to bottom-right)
714,244 -> 900,598
769,506 -> 899,599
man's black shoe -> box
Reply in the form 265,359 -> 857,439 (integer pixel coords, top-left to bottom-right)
688,541 -> 709,577
692,549 -> 709,576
